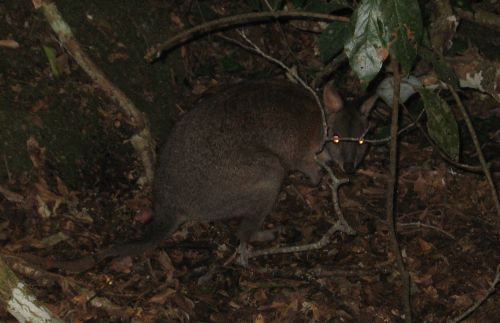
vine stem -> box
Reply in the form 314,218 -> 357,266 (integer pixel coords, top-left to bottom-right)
387,59 -> 412,323
448,86 -> 500,217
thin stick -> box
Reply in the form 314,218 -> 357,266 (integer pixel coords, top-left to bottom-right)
398,222 -> 455,239
345,109 -> 426,145
312,53 -> 348,89
448,265 -> 500,323
249,158 -> 353,259
387,59 -> 412,323
221,31 -> 355,260
448,86 -> 500,217
145,11 -> 349,62
237,30 -> 328,140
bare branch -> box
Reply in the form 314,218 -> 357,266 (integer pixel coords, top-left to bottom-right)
448,265 -> 500,323
387,59 -> 412,323
145,11 -> 349,62
38,1 -> 156,184
448,85 -> 500,217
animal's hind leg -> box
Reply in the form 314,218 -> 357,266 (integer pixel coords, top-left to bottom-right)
235,161 -> 284,265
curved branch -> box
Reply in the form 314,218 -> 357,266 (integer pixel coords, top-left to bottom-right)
40,1 -> 156,184
448,86 -> 500,217
145,11 -> 349,62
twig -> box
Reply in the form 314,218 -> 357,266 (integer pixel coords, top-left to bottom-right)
455,8 -> 500,30
387,59 -> 412,323
262,0 -> 304,70
237,30 -> 328,140
38,1 -> 156,184
350,108 -> 426,145
221,30 -> 355,259
311,52 -> 348,89
249,157 -> 353,259
448,265 -> 500,323
145,11 -> 349,62
398,222 -> 455,239
3,153 -> 11,182
255,266 -> 389,282
448,86 -> 500,217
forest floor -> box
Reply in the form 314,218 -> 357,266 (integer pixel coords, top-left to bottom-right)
1,1 -> 499,322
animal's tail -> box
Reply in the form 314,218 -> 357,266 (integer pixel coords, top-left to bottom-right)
40,214 -> 180,273
95,215 -> 181,261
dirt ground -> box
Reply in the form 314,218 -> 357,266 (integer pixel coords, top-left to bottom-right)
1,1 -> 499,322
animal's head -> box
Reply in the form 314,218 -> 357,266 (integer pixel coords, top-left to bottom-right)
322,84 -> 377,174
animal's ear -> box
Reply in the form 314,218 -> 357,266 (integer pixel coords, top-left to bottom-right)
360,95 -> 378,117
322,82 -> 344,114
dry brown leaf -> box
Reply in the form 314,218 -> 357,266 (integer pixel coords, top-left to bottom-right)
56,176 -> 70,198
149,287 -> 176,304
413,174 -> 427,200
34,180 -> 65,216
108,256 -> 134,274
157,250 -> 175,282
417,238 -> 434,253
133,208 -> 153,224
423,285 -> 439,299
0,39 -> 20,48
26,136 -> 46,170
253,313 -> 265,323
30,97 -> 50,113
0,185 -> 24,203
192,83 -> 208,95
451,294 -> 473,308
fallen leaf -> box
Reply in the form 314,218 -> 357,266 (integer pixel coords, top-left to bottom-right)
42,232 -> 70,247
0,39 -> 20,48
26,136 -> 46,170
109,256 -> 134,274
254,313 -> 265,323
413,174 -> 427,200
417,238 -> 434,253
157,251 -> 175,281
0,185 -> 24,203
133,208 -> 152,224
149,287 -> 176,304
30,97 -> 50,113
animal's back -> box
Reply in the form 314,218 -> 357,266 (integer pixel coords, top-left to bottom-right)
153,80 -> 323,222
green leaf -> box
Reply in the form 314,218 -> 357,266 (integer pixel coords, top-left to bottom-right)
317,21 -> 349,63
305,0 -> 352,13
420,49 -> 459,86
418,88 -> 460,161
344,0 -> 388,85
43,45 -> 60,78
381,0 -> 423,73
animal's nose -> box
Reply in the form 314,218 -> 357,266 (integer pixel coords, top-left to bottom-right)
343,162 -> 355,174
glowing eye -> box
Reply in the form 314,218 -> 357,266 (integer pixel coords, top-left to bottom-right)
358,138 -> 365,145
332,135 -> 340,143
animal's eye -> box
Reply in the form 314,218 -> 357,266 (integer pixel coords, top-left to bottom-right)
358,138 -> 365,145
332,134 -> 341,144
